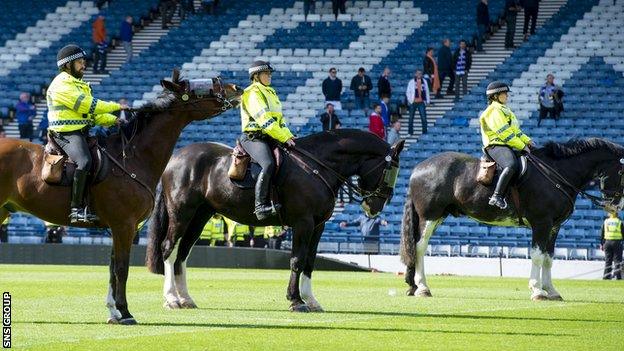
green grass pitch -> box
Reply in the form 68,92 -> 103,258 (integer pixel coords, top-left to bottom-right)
1,264 -> 623,350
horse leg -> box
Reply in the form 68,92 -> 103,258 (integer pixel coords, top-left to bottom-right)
110,223 -> 137,324
106,248 -> 122,324
413,218 -> 443,297
529,223 -> 552,301
543,226 -> 563,301
287,219 -> 312,313
300,223 -> 324,312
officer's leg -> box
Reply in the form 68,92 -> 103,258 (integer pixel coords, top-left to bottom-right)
613,241 -> 622,280
487,146 -> 518,209
240,135 -> 276,220
604,241 -> 614,279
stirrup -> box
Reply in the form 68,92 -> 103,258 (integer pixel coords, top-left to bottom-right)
254,203 -> 280,220
69,207 -> 100,224
488,195 -> 508,209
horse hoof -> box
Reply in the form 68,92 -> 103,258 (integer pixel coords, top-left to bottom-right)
531,294 -> 548,301
180,300 -> 198,309
164,301 -> 182,309
289,303 -> 311,313
547,295 -> 564,301
415,289 -> 432,297
406,286 -> 416,296
307,304 -> 325,313
106,317 -> 119,324
119,318 -> 137,325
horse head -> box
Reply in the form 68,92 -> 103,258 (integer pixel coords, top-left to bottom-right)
159,68 -> 243,121
599,155 -> 624,212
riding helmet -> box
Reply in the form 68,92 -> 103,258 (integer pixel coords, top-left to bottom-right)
56,44 -> 88,68
485,81 -> 511,97
248,60 -> 274,79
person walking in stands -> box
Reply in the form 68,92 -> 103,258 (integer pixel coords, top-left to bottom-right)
423,48 -> 441,99
265,225 -> 285,250
479,81 -> 535,209
522,0 -> 539,41
601,211 -> 623,280
160,0 -> 177,29
322,67 -> 343,110
350,67 -> 372,117
377,67 -> 392,100
538,74 -> 561,126
505,0 -> 521,49
380,95 -> 391,134
437,39 -> 455,97
92,15 -> 108,74
368,103 -> 385,140
387,120 -> 401,146
331,0 -> 346,19
476,0 -> 490,52
15,92 -> 36,141
340,214 -> 388,243
303,0 -> 316,18
320,103 -> 341,131
120,16 -> 134,63
453,39 -> 472,100
405,70 -> 430,135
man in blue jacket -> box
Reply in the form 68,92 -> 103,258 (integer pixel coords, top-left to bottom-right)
15,92 -> 36,141
120,16 -> 133,63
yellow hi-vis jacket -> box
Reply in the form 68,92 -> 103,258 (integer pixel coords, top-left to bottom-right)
46,71 -> 120,132
264,226 -> 282,238
224,218 -> 248,242
604,217 -> 623,240
240,81 -> 294,143
479,101 -> 531,151
200,217 -> 226,241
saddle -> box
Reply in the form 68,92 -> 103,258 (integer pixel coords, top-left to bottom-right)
227,140 -> 284,189
41,133 -> 110,186
477,151 -> 528,186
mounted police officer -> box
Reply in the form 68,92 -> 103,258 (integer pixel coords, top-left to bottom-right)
47,44 -> 128,224
240,61 -> 296,220
479,81 -> 535,209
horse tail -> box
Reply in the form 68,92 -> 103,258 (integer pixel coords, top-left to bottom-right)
400,194 -> 419,268
146,189 -> 169,275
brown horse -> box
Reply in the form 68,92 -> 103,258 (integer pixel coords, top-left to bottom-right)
0,69 -> 242,324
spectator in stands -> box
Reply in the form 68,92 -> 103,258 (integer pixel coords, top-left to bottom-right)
0,126 -> 6,139
601,211 -> 623,280
320,103 -> 341,131
405,70 -> 430,135
476,0 -> 490,52
92,15 -> 108,74
437,39 -> 455,98
304,0 -> 316,17
505,0 -> 521,49
453,39 -> 472,100
332,0 -> 347,19
322,67 -> 343,110
179,0 -> 195,20
120,16 -> 134,63
160,0 -> 177,29
522,0 -> 539,41
423,48 -> 440,99
380,95 -> 391,132
266,226 -> 286,250
0,215 -> 9,243
377,67 -> 392,100
38,110 -> 48,143
95,0 -> 109,10
387,120 -> 401,146
368,103 -> 385,139
538,74 -> 562,126
350,67 -> 372,116
340,214 -> 388,243
202,0 -> 219,15
15,92 -> 36,141
44,222 -> 66,244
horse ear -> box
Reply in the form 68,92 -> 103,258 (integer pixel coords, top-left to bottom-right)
161,79 -> 181,93
391,139 -> 406,157
172,68 -> 181,83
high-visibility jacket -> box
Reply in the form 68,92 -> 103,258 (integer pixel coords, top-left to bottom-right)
1,217 -> 9,226
201,217 -> 226,241
46,71 -> 120,132
224,218 -> 248,242
240,81 -> 294,143
253,226 -> 264,238
479,101 -> 531,151
604,217 -> 623,240
264,226 -> 282,238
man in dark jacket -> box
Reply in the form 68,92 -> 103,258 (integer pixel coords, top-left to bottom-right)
319,103 -> 341,131
437,39 -> 455,96
377,67 -> 392,100
476,0 -> 489,52
322,67 -> 343,110
522,0 -> 539,40
505,0 -> 521,49
453,39 -> 472,99
120,16 -> 133,63
350,67 -> 372,116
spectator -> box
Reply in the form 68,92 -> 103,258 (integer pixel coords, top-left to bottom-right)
0,215 -> 9,243
340,214 -> 388,243
179,0 -> 195,20
320,103 -> 341,131
437,39 -> 455,97
453,39 -> 472,100
387,120 -> 401,146
601,211 -> 623,280
304,0 -> 316,17
350,67 -> 372,116
0,126 -> 6,139
15,92 -> 36,141
120,16 -> 134,63
377,67 -> 392,100
201,0 -> 219,14
38,110 -> 48,143
368,103 -> 385,139
332,0 -> 346,18
538,74 -> 561,126
423,48 -> 440,99
225,217 -> 250,247
476,0 -> 490,52
505,0 -> 521,49
522,0 -> 539,41
160,0 -> 177,29
92,15 -> 108,74
44,222 -> 66,244
95,0 -> 109,10
380,95 -> 391,130
266,226 -> 286,250
322,67 -> 343,110
405,70 -> 430,135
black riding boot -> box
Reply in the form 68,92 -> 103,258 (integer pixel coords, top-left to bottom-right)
69,169 -> 99,224
489,167 -> 514,209
254,170 -> 278,220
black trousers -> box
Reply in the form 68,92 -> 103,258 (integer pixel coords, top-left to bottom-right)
331,0 -> 346,17
52,130 -> 92,171
523,7 -> 538,35
251,236 -> 266,248
18,123 -> 33,141
93,50 -> 107,72
604,240 -> 622,280
538,105 -> 559,126
505,13 -> 517,47
438,70 -> 455,94
239,134 -> 275,175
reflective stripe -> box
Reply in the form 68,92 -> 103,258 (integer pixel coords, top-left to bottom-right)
88,98 -> 98,114
260,119 -> 275,129
496,124 -> 511,134
73,94 -> 85,111
245,121 -> 260,129
253,108 -> 267,120
49,120 -> 94,127
502,134 -> 516,142
49,105 -> 70,111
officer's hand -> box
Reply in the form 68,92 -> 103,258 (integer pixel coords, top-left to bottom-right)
528,140 -> 537,149
115,118 -> 127,127
119,103 -> 130,110
523,146 -> 531,154
285,138 -> 296,148
600,244 -> 604,251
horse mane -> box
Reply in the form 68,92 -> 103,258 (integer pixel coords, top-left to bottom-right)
297,129 -> 390,155
114,91 -> 176,137
536,138 -> 624,159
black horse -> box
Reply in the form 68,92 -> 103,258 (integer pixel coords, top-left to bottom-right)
400,138 -> 624,300
147,129 -> 405,312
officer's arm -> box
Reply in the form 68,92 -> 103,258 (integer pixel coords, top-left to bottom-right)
247,90 -> 294,143
53,86 -> 120,116
93,113 -> 118,127
486,109 -> 526,150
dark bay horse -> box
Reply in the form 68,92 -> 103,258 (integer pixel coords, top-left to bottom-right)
0,70 -> 242,324
400,138 -> 624,300
146,130 -> 405,312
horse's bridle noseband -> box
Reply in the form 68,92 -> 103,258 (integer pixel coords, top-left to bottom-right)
178,76 -> 239,112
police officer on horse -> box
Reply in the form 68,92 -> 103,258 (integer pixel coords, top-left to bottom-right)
479,81 -> 535,209
47,44 -> 128,224
239,61 -> 296,220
